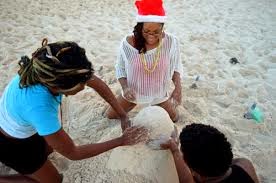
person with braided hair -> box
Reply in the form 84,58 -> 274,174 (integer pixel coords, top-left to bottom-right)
0,39 -> 148,183
106,0 -> 183,122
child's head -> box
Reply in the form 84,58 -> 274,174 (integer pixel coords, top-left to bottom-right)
18,39 -> 94,94
179,123 -> 233,178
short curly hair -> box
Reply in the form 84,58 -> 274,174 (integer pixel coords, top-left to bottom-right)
180,123 -> 233,177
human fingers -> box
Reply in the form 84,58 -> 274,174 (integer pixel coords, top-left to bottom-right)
122,126 -> 143,138
128,133 -> 148,145
124,91 -> 132,100
128,90 -> 136,101
160,140 -> 171,149
128,126 -> 148,138
133,128 -> 149,141
123,126 -> 148,145
171,125 -> 178,139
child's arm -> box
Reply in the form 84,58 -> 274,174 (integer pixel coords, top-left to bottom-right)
44,126 -> 147,160
161,139 -> 194,183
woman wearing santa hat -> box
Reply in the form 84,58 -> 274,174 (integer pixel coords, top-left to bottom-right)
107,0 -> 183,122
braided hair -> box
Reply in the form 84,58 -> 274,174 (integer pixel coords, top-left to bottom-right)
18,39 -> 94,92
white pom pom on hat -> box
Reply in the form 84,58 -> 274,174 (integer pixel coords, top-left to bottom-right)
135,0 -> 167,23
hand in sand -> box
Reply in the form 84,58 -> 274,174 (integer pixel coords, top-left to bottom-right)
160,126 -> 179,152
123,87 -> 136,101
121,126 -> 149,146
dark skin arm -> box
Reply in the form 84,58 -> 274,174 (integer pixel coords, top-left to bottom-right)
44,126 -> 148,161
171,72 -> 182,105
86,75 -> 130,130
119,36 -> 136,102
161,139 -> 194,183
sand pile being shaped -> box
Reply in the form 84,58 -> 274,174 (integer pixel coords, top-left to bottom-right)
132,106 -> 176,149
106,106 -> 178,183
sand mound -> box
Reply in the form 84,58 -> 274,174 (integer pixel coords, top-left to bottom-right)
132,106 -> 175,148
106,106 -> 178,183
0,0 -> 275,182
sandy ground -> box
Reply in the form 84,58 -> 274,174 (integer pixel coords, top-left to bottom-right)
0,0 -> 275,182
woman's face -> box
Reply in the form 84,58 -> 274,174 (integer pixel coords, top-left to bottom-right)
142,22 -> 163,45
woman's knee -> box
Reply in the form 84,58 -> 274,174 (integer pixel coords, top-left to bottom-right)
157,100 -> 178,122
29,160 -> 61,183
106,96 -> 136,119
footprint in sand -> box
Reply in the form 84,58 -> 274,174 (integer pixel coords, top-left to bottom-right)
213,96 -> 233,108
239,68 -> 259,79
176,105 -> 197,123
182,100 -> 206,118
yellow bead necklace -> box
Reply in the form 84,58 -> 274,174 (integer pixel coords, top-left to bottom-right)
140,40 -> 162,74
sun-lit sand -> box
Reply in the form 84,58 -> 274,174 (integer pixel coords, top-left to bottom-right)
0,0 -> 275,182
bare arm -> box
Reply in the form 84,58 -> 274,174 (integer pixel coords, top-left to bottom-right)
86,75 -> 128,120
161,139 -> 194,183
118,77 -> 135,101
232,158 -> 259,183
171,71 -> 182,105
44,126 -> 147,161
44,128 -> 122,160
118,77 -> 128,91
172,149 -> 194,183
172,72 -> 181,88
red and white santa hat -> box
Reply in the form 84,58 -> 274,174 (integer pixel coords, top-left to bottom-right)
135,0 -> 167,23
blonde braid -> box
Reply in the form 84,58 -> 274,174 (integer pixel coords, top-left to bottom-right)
18,38 -> 93,90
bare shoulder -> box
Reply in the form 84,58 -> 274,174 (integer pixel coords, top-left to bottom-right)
126,36 -> 134,47
232,158 -> 259,183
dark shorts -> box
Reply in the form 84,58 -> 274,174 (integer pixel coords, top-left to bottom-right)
0,131 -> 48,175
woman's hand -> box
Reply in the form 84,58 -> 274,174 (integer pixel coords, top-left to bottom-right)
121,126 -> 149,146
123,87 -> 136,101
160,126 -> 179,152
160,138 -> 179,152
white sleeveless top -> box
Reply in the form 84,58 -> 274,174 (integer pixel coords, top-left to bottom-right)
115,33 -> 183,104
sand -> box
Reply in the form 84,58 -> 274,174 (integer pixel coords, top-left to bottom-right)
0,0 -> 275,182
106,106 -> 178,183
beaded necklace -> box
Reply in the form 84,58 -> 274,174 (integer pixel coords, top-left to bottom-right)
140,40 -> 162,73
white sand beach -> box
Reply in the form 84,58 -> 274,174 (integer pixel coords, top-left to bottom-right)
0,0 -> 275,182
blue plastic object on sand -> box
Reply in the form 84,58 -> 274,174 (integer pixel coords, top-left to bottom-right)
244,103 -> 264,123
